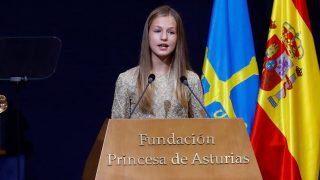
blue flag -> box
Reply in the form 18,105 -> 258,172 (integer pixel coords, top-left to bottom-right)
201,0 -> 259,136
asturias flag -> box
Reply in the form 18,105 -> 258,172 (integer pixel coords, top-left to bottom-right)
201,0 -> 259,136
250,0 -> 320,179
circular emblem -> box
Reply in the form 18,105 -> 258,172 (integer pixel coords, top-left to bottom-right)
265,60 -> 276,70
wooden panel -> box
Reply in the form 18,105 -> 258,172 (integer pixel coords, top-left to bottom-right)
94,118 -> 262,180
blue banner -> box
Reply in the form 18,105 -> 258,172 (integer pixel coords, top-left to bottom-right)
202,0 -> 259,136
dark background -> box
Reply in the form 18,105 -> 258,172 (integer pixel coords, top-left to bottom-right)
0,0 -> 319,179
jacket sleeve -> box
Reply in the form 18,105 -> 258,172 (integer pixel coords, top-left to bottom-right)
111,73 -> 131,119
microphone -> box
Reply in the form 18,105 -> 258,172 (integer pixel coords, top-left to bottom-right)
180,76 -> 210,118
129,74 -> 156,118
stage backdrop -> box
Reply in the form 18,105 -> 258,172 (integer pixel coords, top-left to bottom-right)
0,0 -> 319,179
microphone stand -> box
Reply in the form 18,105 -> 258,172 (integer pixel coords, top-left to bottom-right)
180,76 -> 211,118
129,74 -> 155,118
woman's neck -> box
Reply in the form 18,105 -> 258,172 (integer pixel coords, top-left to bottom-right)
151,55 -> 172,76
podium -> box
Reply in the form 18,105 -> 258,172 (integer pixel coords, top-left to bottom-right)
0,37 -> 61,180
0,37 -> 61,154
83,118 -> 262,179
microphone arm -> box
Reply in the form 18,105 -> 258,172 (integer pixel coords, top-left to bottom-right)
180,76 -> 211,118
129,74 -> 155,118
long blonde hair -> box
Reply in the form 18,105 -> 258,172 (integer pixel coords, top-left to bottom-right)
137,5 -> 191,113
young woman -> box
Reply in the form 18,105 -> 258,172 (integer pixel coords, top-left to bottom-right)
111,5 -> 206,119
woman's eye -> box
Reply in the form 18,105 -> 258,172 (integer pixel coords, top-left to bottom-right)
154,30 -> 161,33
168,31 -> 176,35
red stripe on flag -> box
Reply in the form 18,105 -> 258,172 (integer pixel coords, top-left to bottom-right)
292,0 -> 312,31
251,104 -> 301,179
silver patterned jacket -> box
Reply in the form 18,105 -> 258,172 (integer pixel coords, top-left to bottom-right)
111,66 -> 206,119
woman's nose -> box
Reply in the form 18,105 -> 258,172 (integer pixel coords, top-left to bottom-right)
160,32 -> 168,40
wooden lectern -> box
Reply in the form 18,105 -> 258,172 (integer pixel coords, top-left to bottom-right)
83,118 -> 262,179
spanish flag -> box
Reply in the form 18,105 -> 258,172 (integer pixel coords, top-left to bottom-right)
201,0 -> 259,135
251,0 -> 320,179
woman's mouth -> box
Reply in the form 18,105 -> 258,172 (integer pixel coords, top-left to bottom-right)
158,44 -> 169,50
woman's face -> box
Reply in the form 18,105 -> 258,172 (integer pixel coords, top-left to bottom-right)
148,15 -> 177,61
